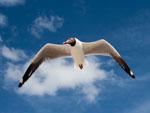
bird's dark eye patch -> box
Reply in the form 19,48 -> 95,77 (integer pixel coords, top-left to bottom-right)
70,39 -> 76,46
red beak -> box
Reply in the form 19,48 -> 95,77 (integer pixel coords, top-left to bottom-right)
63,40 -> 70,44
63,38 -> 75,45
64,38 -> 76,46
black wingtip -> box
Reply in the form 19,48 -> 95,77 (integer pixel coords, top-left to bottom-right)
131,74 -> 135,79
129,70 -> 135,79
18,82 -> 23,88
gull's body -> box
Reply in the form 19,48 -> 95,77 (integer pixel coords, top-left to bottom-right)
18,38 -> 135,87
70,38 -> 85,68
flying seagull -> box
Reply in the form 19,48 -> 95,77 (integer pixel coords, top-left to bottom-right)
18,38 -> 135,87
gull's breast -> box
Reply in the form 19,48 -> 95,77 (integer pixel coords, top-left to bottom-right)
71,46 -> 84,66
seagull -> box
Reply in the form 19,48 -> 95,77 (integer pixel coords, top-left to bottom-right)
18,38 -> 135,87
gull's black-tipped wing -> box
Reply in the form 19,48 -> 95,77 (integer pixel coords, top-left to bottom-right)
82,39 -> 135,79
18,44 -> 70,88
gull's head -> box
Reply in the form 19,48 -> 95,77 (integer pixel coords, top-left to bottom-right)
64,37 -> 76,46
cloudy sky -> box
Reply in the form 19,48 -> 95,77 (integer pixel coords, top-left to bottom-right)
0,0 -> 150,113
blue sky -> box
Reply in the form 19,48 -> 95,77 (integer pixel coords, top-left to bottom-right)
0,0 -> 150,113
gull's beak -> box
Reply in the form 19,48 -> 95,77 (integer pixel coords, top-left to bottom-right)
63,41 -> 68,44
63,38 -> 75,45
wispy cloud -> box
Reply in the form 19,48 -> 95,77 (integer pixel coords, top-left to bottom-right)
109,9 -> 150,52
4,55 -> 114,102
123,100 -> 150,113
0,45 -> 27,62
0,35 -> 3,42
0,13 -> 7,27
31,15 -> 64,38
82,84 -> 99,102
74,0 -> 88,15
0,0 -> 25,7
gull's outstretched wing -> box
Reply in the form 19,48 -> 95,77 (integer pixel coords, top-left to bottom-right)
18,44 -> 70,87
83,39 -> 135,79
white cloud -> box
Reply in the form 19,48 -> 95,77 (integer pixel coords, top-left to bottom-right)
4,56 -> 114,102
82,84 -> 99,102
0,0 -> 25,6
0,13 -> 7,27
1,45 -> 27,62
31,15 -> 64,38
